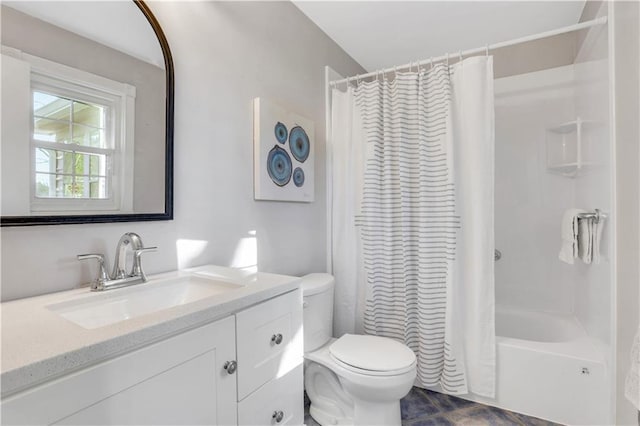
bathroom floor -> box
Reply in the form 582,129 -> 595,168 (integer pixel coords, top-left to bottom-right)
304,387 -> 561,426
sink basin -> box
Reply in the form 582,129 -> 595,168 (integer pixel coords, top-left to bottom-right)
47,274 -> 244,329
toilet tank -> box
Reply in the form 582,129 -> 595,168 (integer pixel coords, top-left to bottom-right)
301,273 -> 335,352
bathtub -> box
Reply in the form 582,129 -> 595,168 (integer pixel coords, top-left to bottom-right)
450,307 -> 609,425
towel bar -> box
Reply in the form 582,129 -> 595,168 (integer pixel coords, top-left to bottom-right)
576,209 -> 606,224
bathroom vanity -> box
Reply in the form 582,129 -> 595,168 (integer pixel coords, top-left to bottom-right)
1,265 -> 303,425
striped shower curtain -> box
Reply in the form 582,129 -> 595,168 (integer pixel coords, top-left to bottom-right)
331,57 -> 496,397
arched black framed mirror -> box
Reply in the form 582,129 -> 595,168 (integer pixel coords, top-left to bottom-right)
1,0 -> 173,226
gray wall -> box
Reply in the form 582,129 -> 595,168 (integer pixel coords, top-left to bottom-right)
1,5 -> 166,213
492,32 -> 579,79
612,1 -> 640,424
0,1 -> 364,301
407,28 -> 578,80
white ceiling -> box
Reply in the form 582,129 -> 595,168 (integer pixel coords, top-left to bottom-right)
293,1 -> 586,72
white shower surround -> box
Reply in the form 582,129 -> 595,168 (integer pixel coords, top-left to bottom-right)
486,19 -> 612,423
494,57 -> 610,337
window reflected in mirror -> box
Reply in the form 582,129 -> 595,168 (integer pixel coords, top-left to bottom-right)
33,91 -> 110,201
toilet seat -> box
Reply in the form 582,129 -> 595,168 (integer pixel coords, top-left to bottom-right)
328,334 -> 416,377
330,354 -> 416,377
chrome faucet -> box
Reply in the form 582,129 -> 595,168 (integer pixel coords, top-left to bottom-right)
112,232 -> 144,279
78,232 -> 157,291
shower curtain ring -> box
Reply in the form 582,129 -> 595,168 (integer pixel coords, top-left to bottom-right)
459,50 -> 463,62
430,57 -> 434,69
445,53 -> 449,66
485,44 -> 489,57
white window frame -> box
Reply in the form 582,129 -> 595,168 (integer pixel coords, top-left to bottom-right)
21,51 -> 135,214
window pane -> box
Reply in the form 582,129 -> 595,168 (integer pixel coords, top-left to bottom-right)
35,173 -> 55,197
73,101 -> 104,129
34,149 -> 75,174
34,117 -> 71,143
35,148 -> 55,173
73,152 -> 83,175
72,124 -> 105,148
60,151 -> 74,175
35,173 -> 65,198
89,154 -> 106,176
75,153 -> 106,176
33,92 -> 71,121
62,175 -> 76,198
89,177 -> 106,198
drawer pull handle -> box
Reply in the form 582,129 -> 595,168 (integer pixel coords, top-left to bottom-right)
271,333 -> 283,345
223,360 -> 237,374
272,410 -> 284,423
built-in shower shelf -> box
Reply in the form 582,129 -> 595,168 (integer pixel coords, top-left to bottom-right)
546,162 -> 600,178
547,119 -> 600,134
546,117 -> 603,178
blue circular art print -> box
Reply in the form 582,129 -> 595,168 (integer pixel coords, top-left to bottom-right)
289,126 -> 310,163
293,167 -> 305,187
274,122 -> 288,144
267,145 -> 292,186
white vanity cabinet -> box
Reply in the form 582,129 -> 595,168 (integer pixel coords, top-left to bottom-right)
1,289 -> 303,426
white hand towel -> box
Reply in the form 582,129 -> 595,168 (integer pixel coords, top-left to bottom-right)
578,217 -> 592,264
559,209 -> 586,264
625,327 -> 640,410
592,217 -> 605,264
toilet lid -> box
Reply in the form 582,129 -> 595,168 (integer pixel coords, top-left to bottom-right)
329,334 -> 415,373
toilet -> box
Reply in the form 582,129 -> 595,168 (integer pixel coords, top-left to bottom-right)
302,273 -> 416,426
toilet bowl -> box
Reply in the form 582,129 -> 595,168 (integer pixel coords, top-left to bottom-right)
302,274 -> 416,426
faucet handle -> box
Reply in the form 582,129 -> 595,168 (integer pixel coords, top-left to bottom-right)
132,247 -> 157,282
77,253 -> 110,289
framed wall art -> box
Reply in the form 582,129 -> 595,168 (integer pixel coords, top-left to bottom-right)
253,98 -> 314,202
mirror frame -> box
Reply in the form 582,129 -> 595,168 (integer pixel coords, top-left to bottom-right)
1,0 -> 174,227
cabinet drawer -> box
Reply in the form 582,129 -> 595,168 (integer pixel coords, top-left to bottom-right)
237,364 -> 303,426
236,289 -> 303,400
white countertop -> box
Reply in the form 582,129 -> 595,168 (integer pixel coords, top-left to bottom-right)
1,265 -> 301,397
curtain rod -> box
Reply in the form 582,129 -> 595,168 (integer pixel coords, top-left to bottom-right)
330,15 -> 608,87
